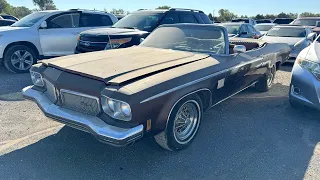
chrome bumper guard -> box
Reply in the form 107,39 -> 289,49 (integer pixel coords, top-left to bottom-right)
22,86 -> 143,147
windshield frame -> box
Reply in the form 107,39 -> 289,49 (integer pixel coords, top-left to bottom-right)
140,24 -> 228,55
266,27 -> 307,38
11,12 -> 50,28
112,12 -> 165,32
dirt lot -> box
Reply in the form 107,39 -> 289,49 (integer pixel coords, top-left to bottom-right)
0,65 -> 320,180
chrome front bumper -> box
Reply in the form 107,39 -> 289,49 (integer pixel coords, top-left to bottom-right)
22,86 -> 144,147
290,64 -> 320,110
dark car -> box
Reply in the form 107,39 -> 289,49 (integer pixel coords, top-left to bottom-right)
291,17 -> 320,34
256,19 -> 273,24
0,19 -> 15,26
75,8 -> 211,53
231,18 -> 256,25
221,22 -> 262,39
23,24 -> 290,151
0,14 -> 19,21
273,18 -> 294,24
115,14 -> 126,20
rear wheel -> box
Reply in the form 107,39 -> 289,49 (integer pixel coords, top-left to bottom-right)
255,65 -> 276,92
4,45 -> 37,73
154,94 -> 203,151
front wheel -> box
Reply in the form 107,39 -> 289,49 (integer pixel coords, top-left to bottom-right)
3,45 -> 37,73
255,65 -> 276,92
154,94 -> 203,151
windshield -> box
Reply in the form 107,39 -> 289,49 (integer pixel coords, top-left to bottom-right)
292,19 -> 320,26
267,27 -> 306,37
140,25 -> 226,54
232,19 -> 249,23
112,13 -> 164,32
11,12 -> 49,27
254,24 -> 275,31
273,19 -> 293,24
223,24 -> 240,34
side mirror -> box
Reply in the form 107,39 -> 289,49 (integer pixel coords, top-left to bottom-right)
233,45 -> 246,53
40,21 -> 47,29
307,33 -> 316,41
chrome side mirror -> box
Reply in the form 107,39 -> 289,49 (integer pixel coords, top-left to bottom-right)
40,21 -> 47,29
233,45 -> 246,53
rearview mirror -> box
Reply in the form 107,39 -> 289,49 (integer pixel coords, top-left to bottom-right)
307,33 -> 316,41
233,45 -> 246,53
40,21 -> 47,29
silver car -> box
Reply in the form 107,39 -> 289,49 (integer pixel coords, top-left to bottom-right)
0,9 -> 118,73
289,35 -> 320,110
254,23 -> 276,35
260,25 -> 317,63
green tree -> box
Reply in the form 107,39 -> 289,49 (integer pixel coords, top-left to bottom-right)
109,8 -> 128,15
156,5 -> 171,9
208,13 -> 213,21
217,9 -> 237,22
255,14 -> 264,20
10,6 -> 32,18
32,0 -> 57,10
299,12 -> 320,17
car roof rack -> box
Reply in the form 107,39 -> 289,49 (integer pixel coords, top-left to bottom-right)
169,8 -> 204,13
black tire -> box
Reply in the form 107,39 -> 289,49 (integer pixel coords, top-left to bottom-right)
3,45 -> 37,73
255,65 -> 276,92
154,94 -> 203,151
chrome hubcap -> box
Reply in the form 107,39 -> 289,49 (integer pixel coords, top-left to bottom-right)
11,50 -> 33,70
267,67 -> 275,87
173,100 -> 200,144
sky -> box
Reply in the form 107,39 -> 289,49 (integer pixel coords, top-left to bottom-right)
8,0 -> 320,16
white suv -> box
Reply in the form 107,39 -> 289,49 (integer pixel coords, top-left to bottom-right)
0,9 -> 118,73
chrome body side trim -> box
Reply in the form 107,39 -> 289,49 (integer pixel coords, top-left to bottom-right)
22,86 -> 143,147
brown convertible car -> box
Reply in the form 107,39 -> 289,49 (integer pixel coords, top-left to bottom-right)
23,24 -> 290,151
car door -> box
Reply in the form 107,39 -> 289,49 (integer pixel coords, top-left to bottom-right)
39,12 -> 82,56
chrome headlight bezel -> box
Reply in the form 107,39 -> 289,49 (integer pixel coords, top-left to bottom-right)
101,95 -> 132,121
297,57 -> 320,80
30,70 -> 44,87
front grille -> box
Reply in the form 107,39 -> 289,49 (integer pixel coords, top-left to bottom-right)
44,79 -> 57,103
60,89 -> 101,116
77,41 -> 107,53
80,36 -> 109,42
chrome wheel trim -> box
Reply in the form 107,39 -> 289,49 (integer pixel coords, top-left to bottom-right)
173,100 -> 201,144
267,67 -> 275,87
11,50 -> 33,70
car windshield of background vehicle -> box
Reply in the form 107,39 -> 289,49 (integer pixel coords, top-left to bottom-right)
223,24 -> 240,34
232,19 -> 249,23
273,19 -> 293,24
11,12 -> 49,27
112,13 -> 165,32
266,27 -> 306,37
292,19 -> 320,26
140,26 -> 226,54
254,24 -> 274,31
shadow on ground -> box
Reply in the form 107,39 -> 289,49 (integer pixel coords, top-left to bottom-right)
1,83 -> 320,180
0,67 -> 32,101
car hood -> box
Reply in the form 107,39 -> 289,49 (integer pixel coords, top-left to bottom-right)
261,36 -> 304,46
43,46 -> 209,85
0,26 -> 28,32
304,42 -> 320,62
81,27 -> 148,36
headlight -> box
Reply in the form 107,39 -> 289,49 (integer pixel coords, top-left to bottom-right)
105,38 -> 132,50
101,95 -> 132,121
30,71 -> 44,87
297,57 -> 320,80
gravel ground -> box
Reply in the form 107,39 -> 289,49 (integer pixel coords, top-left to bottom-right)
0,64 -> 320,180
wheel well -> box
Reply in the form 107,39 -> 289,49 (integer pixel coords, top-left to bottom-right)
4,41 -> 39,58
196,89 -> 212,110
276,61 -> 281,70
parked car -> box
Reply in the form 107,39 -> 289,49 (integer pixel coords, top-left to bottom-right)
23,24 -> 290,151
75,8 -> 212,54
254,23 -> 276,35
115,14 -> 126,20
231,18 -> 257,25
0,14 -> 19,21
273,18 -> 294,24
0,9 -> 118,73
289,35 -> 320,110
256,19 -> 273,24
260,25 -> 317,62
221,22 -> 261,38
0,19 -> 15,26
291,17 -> 320,34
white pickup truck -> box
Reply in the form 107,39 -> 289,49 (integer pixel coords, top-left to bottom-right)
0,9 -> 118,73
